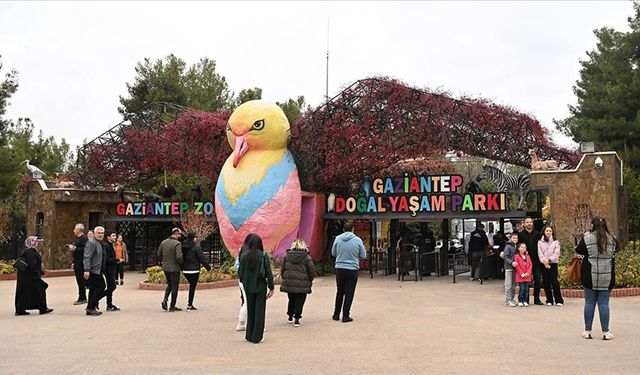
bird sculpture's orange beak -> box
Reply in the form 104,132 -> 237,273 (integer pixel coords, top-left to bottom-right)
232,134 -> 248,168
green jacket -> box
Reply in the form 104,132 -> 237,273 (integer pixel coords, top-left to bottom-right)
239,250 -> 274,294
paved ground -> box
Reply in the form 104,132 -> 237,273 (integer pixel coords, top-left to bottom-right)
1,271 -> 639,374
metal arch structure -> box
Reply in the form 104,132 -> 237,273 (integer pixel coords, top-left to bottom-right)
290,77 -> 580,193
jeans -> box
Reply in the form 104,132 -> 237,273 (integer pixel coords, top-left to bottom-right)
184,273 -> 199,306
334,268 -> 359,318
87,273 -> 106,310
105,272 -> 117,307
73,261 -> 87,301
471,253 -> 484,279
163,271 -> 180,308
504,269 -> 515,302
584,288 -> 611,332
116,263 -> 125,281
542,263 -> 564,304
287,293 -> 307,320
518,282 -> 529,303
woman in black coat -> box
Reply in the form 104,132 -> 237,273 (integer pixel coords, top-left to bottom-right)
280,239 -> 316,327
181,232 -> 211,311
15,236 -> 53,316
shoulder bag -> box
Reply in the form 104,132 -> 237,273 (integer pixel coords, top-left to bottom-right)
566,254 -> 583,284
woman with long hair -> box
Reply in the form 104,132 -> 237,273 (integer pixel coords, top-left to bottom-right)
15,236 -> 53,316
576,216 -> 618,340
238,233 -> 274,343
538,225 -> 564,306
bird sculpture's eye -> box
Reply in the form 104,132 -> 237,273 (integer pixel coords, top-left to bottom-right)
251,119 -> 265,131
226,123 -> 231,132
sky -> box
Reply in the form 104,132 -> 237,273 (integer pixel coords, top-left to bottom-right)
0,1 -> 635,151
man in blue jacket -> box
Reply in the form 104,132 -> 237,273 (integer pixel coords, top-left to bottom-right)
332,222 -> 366,323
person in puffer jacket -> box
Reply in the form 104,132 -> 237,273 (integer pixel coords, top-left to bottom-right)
537,226 -> 564,306
280,239 -> 316,327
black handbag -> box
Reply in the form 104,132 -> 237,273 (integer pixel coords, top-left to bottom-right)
13,258 -> 28,272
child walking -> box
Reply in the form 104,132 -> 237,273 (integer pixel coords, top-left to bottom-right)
502,232 -> 519,307
514,243 -> 533,307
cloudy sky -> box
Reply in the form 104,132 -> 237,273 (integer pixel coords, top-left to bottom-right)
0,1 -> 635,150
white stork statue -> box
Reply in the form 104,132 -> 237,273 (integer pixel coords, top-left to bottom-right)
22,159 -> 46,179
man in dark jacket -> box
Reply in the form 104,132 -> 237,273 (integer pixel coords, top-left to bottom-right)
68,223 -> 88,305
84,226 -> 107,316
103,231 -> 120,311
469,222 -> 489,281
518,217 -> 543,305
157,228 -> 183,311
181,233 -> 211,311
280,239 -> 316,326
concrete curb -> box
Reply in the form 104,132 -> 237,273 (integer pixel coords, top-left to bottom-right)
518,286 -> 640,298
0,269 -> 75,281
139,279 -> 238,290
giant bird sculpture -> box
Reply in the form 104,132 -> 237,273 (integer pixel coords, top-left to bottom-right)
215,100 -> 301,259
22,160 -> 45,179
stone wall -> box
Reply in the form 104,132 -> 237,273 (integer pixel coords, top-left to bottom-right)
26,181 -> 120,269
530,152 -> 627,247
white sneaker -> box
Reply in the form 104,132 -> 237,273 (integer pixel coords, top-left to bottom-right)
546,303 -> 553,306
236,323 -> 246,331
582,331 -> 592,339
517,302 -> 524,307
524,302 -> 529,307
602,332 -> 614,340
506,301 -> 517,307
556,303 -> 563,307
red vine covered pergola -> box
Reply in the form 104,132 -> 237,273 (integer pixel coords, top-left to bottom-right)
73,78 -> 579,192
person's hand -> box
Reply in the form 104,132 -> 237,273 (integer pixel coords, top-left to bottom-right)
68,244 -> 76,251
266,289 -> 274,299
512,262 -> 517,267
83,272 -> 90,280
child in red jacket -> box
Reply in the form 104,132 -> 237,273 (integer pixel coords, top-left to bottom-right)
513,243 -> 533,307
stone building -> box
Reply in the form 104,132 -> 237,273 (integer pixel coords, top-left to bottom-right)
530,152 -> 627,246
25,180 -> 119,269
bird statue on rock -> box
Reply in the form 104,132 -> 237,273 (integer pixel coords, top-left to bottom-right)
22,159 -> 46,179
215,100 -> 301,260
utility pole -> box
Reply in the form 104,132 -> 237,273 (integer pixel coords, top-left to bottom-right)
325,18 -> 330,103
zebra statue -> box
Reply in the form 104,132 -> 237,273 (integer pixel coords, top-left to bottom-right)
476,164 -> 530,210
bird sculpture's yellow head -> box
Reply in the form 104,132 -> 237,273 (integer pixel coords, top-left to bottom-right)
226,100 -> 290,168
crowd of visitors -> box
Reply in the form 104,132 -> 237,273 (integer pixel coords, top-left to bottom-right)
11,216 -> 618,342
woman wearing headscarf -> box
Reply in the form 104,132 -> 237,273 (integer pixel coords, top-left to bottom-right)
238,233 -> 274,343
15,236 -> 53,316
576,217 -> 618,340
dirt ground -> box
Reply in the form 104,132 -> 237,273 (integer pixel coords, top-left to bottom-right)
1,271 -> 639,374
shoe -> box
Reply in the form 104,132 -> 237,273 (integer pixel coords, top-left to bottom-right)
96,306 -> 100,311
517,302 -> 524,307
342,317 -> 353,323
602,332 -> 614,340
287,315 -> 293,324
556,303 -> 563,307
506,301 -> 517,307
332,314 -> 340,321
15,311 -> 30,316
534,300 -> 544,306
186,305 -> 197,311
546,303 -> 553,306
86,308 -> 102,316
524,302 -> 529,307
294,319 -> 300,327
120,280 -> 124,285
582,331 -> 592,339
260,336 -> 265,343
236,323 -> 246,331
40,308 -> 54,315
161,300 -> 167,311
73,299 -> 87,305
169,306 -> 182,312
106,305 -> 121,311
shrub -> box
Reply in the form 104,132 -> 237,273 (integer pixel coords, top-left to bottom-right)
0,260 -> 16,275
559,241 -> 640,288
145,265 -> 237,284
